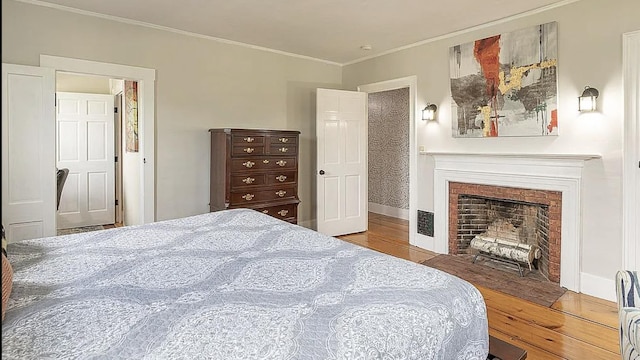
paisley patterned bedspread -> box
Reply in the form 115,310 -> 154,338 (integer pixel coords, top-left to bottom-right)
2,209 -> 488,359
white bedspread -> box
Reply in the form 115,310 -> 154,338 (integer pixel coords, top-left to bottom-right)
2,209 -> 488,359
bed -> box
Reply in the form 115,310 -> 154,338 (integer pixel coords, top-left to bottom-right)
2,209 -> 489,359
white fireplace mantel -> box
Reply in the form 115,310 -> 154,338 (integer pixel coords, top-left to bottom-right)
426,152 -> 601,292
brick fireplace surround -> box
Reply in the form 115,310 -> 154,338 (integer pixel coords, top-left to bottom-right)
448,182 -> 562,282
430,152 -> 600,292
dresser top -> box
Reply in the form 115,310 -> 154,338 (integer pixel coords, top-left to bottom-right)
209,128 -> 300,135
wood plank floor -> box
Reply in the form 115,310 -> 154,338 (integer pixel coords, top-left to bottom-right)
338,212 -> 620,360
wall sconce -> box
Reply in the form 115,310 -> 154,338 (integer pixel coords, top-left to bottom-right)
422,103 -> 438,121
578,86 -> 599,112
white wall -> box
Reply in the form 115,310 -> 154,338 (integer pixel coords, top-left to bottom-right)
343,0 -> 640,299
56,72 -> 111,94
1,0 -> 342,224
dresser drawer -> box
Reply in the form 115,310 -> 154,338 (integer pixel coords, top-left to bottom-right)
266,171 -> 297,186
232,145 -> 265,156
230,174 -> 266,188
231,157 -> 297,171
232,134 -> 265,145
230,186 -> 297,205
256,202 -> 298,222
269,144 -> 297,155
269,135 -> 298,145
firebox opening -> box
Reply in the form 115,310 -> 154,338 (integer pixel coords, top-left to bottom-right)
456,194 -> 551,281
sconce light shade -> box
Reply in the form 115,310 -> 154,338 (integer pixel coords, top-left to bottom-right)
422,103 -> 438,121
578,86 -> 599,112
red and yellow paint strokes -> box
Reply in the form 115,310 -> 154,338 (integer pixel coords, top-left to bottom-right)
474,36 -> 501,136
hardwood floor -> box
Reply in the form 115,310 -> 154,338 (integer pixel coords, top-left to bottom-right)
338,212 -> 620,360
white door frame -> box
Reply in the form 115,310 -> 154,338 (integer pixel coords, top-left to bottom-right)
40,55 -> 156,225
357,76 -> 417,246
623,30 -> 640,271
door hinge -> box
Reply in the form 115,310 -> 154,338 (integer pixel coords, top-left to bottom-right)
115,155 -> 118,162
115,199 -> 119,206
114,106 -> 118,113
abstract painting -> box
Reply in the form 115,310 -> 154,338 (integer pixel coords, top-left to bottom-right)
125,80 -> 138,152
449,22 -> 558,137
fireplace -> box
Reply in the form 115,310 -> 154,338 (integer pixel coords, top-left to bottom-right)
429,152 -> 600,292
448,182 -> 562,282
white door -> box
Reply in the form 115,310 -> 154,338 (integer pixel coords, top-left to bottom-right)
57,92 -> 115,228
1,64 -> 56,242
316,88 -> 368,236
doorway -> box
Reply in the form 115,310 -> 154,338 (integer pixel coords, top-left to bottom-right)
358,76 -> 418,246
366,88 -> 410,220
54,73 -> 128,231
41,55 -> 156,226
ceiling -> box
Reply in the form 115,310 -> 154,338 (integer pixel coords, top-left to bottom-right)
29,0 -> 572,64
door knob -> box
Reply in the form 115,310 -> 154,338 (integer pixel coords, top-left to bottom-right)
319,170 -> 325,175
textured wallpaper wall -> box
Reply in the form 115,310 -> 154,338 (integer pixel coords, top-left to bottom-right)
368,88 -> 409,210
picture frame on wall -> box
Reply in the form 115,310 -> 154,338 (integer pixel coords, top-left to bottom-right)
125,80 -> 139,152
449,22 -> 558,138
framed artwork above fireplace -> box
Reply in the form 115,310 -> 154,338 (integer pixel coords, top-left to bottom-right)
449,22 -> 558,137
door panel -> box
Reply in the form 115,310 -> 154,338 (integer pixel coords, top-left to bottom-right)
345,175 -> 362,218
316,88 -> 367,236
323,176 -> 340,221
2,64 -> 56,242
57,92 -> 115,228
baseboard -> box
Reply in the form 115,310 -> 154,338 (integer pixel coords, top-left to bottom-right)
369,203 -> 409,220
411,233 -> 437,253
298,219 -> 316,231
580,272 -> 616,302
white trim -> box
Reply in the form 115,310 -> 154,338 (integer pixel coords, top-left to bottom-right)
430,153 -> 601,292
358,76 -> 418,247
40,55 -> 156,225
580,272 -> 616,302
623,30 -> 640,271
16,0 -> 341,67
369,203 -> 409,220
343,0 -> 581,66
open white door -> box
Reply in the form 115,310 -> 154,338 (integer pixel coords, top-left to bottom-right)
2,64 -> 56,242
316,88 -> 367,236
56,92 -> 115,228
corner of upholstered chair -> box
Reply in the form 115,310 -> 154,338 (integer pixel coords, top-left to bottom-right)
616,270 -> 640,359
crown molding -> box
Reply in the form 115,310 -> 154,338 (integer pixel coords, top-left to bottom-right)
13,0 -> 342,67
343,0 -> 582,66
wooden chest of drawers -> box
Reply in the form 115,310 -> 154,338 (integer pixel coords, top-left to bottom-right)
209,128 -> 300,223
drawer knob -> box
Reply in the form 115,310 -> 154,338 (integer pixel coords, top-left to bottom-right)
276,175 -> 287,182
262,210 -> 269,214
242,193 -> 255,201
279,147 -> 288,153
243,161 -> 255,168
276,160 -> 287,167
276,190 -> 287,197
244,147 -> 255,153
279,137 -> 289,143
263,159 -> 270,164
278,209 -> 289,217
242,177 -> 255,184
244,137 -> 254,143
